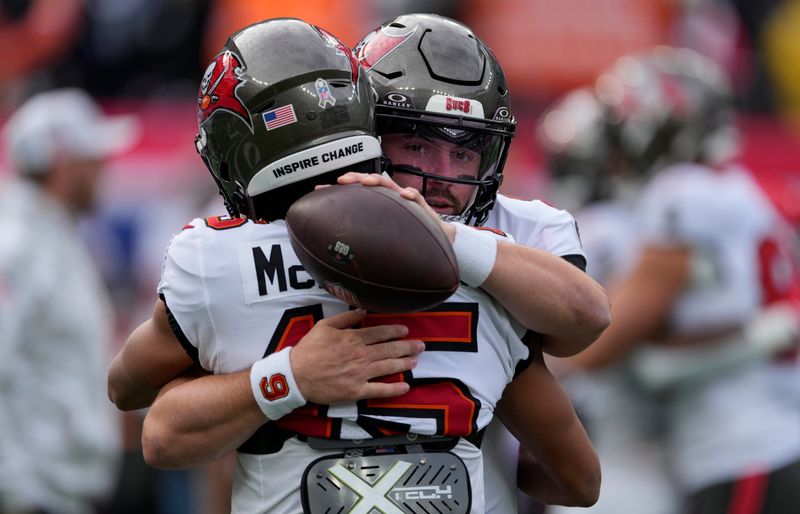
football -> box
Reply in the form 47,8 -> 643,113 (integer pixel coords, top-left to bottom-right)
286,184 -> 459,312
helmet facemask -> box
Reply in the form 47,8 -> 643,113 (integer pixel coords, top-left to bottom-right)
377,104 -> 513,226
356,13 -> 516,226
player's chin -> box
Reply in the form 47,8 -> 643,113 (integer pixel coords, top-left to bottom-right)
429,205 -> 457,216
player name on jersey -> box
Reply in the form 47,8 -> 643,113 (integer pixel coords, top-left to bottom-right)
238,239 -> 327,304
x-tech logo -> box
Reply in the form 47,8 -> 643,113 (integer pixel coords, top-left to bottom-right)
326,460 -> 411,514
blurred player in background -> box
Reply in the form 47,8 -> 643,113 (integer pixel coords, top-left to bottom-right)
552,46 -> 800,514
0,89 -> 138,514
108,17 -> 603,513
536,87 -> 679,514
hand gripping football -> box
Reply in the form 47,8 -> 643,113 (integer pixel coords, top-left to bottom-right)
286,184 -> 459,312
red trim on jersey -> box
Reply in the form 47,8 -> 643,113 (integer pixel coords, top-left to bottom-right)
360,303 -> 479,352
362,311 -> 472,343
727,467 -> 769,514
757,234 -> 800,361
204,216 -> 247,230
277,403 -> 334,439
362,379 -> 478,436
274,315 -> 316,352
270,303 -> 480,438
758,235 -> 800,306
475,226 -> 507,237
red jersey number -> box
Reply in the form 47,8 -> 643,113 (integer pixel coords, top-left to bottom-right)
264,304 -> 481,439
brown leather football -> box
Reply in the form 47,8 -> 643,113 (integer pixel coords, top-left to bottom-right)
286,184 -> 459,312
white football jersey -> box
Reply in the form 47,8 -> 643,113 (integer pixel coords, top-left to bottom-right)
573,201 -> 639,286
484,194 -> 586,263
635,164 -> 800,492
158,215 -> 532,514
479,194 -> 588,514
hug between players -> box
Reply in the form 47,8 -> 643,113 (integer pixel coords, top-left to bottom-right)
2,3 -> 799,514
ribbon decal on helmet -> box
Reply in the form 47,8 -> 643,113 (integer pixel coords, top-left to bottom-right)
315,78 -> 336,108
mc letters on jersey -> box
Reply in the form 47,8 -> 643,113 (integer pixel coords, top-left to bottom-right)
237,238 -> 326,304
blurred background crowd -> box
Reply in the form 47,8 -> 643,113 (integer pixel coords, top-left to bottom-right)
0,0 -> 799,513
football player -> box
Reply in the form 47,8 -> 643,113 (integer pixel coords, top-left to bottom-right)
557,47 -> 800,513
349,14 -> 609,358
346,14 -> 610,511
108,18 -> 602,513
536,87 -> 680,514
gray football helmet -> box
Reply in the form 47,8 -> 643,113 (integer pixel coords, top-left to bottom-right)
355,14 -> 515,226
536,87 -> 618,208
196,18 -> 381,220
594,46 -> 739,178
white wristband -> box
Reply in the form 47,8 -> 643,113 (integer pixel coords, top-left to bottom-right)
452,222 -> 498,287
250,347 -> 306,421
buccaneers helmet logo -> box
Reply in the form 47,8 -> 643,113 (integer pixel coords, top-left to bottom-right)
198,51 -> 251,129
355,25 -> 417,70
314,26 -> 360,86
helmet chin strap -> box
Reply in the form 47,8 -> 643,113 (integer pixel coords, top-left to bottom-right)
243,195 -> 258,220
208,171 -> 240,218
232,182 -> 251,219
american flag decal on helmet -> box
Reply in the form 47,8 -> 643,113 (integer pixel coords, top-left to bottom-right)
262,105 -> 297,131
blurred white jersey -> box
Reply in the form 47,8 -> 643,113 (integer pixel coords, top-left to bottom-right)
484,194 -> 586,261
478,194 -> 588,514
157,206 -> 583,514
573,201 -> 639,286
549,200 -> 680,514
635,163 -> 800,493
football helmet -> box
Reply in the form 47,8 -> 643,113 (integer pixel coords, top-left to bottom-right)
536,87 -> 617,208
594,46 -> 738,178
354,13 -> 515,226
195,18 -> 381,220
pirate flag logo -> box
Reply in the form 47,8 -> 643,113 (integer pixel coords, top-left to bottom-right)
198,51 -> 251,129
354,24 -> 417,70
314,26 -> 360,88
